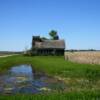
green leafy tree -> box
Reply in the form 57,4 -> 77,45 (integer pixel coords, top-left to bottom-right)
49,30 -> 59,40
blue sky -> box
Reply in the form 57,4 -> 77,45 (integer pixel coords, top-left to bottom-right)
0,0 -> 100,51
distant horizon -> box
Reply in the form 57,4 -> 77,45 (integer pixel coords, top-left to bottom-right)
0,48 -> 100,52
0,0 -> 100,51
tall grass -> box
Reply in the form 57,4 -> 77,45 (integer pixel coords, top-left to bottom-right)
65,51 -> 100,64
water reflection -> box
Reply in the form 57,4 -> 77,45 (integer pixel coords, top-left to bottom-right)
0,65 -> 66,94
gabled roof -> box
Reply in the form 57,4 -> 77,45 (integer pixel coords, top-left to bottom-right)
34,40 -> 65,49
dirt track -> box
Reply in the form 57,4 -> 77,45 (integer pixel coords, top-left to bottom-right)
0,54 -> 19,58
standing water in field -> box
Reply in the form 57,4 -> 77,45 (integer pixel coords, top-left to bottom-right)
0,65 -> 66,94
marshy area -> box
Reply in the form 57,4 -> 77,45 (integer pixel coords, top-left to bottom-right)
0,55 -> 100,99
0,64 -> 67,94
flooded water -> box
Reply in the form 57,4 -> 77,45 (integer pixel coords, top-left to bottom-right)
0,65 -> 66,94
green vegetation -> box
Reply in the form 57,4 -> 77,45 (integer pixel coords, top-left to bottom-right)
49,30 -> 59,40
0,55 -> 100,99
0,55 -> 100,78
0,91 -> 100,100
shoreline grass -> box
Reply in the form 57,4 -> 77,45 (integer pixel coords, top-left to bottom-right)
0,91 -> 100,100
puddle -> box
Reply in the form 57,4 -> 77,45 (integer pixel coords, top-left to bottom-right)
0,65 -> 67,94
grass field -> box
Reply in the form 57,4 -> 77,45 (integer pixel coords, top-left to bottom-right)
65,51 -> 100,64
0,55 -> 100,99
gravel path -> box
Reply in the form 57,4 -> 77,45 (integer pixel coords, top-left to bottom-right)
0,54 -> 19,58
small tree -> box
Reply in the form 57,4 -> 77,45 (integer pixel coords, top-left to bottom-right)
24,46 -> 28,54
54,35 -> 59,40
49,30 -> 59,40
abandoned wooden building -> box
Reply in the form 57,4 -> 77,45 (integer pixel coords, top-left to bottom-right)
31,36 -> 65,56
